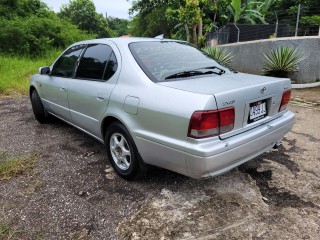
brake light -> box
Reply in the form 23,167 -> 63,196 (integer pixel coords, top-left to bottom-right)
188,107 -> 234,139
279,90 -> 291,112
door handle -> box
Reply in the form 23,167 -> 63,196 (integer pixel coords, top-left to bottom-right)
59,87 -> 66,92
97,96 -> 106,102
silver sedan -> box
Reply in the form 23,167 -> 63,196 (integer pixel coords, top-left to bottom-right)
29,38 -> 295,179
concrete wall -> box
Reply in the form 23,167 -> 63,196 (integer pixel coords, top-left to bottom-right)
219,36 -> 320,83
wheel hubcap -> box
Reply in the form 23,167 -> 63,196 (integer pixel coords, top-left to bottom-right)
110,133 -> 131,170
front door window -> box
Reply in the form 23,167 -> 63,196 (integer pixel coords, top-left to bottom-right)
51,45 -> 84,78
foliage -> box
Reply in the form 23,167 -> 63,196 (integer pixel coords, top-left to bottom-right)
0,0 -> 49,19
179,0 -> 202,45
229,0 -> 241,23
130,0 -> 213,45
273,0 -> 319,15
0,0 -> 94,56
271,0 -> 320,35
301,15 -> 320,26
0,16 -> 94,56
0,49 -> 61,94
212,0 -> 232,26
269,33 -> 277,39
263,46 -> 305,78
129,0 -> 278,44
129,0 -> 177,37
198,36 -> 207,48
107,17 -> 130,37
227,0 -> 275,24
202,47 -> 234,66
58,0 -> 112,38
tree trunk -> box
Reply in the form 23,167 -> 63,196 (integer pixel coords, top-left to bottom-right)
184,23 -> 190,42
213,0 -> 218,23
192,24 -> 198,47
198,15 -> 203,38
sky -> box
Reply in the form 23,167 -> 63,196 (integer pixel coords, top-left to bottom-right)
41,0 -> 132,19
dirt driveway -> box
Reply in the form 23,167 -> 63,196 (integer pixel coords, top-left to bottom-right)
0,89 -> 319,240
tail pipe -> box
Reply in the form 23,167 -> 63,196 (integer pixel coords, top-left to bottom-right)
273,141 -> 282,149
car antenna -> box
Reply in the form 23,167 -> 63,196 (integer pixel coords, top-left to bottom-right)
155,34 -> 164,40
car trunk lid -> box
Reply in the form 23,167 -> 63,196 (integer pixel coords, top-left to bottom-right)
158,72 -> 292,139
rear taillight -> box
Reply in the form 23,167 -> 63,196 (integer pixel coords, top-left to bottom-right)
219,107 -> 235,134
279,90 -> 291,112
188,107 -> 234,139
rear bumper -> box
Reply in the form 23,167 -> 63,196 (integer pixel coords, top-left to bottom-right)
135,111 -> 295,179
185,111 -> 295,178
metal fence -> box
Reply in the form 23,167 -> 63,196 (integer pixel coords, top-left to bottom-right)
206,6 -> 320,46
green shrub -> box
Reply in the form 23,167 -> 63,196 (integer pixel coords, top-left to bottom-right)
202,47 -> 234,66
198,36 -> 207,49
0,16 -> 94,56
263,46 -> 305,78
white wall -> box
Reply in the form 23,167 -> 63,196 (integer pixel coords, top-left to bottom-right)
219,36 -> 320,83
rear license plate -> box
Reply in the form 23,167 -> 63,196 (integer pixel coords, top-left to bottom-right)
248,100 -> 267,123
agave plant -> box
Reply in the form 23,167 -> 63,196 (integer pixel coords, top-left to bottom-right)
263,46 -> 305,78
203,47 -> 234,66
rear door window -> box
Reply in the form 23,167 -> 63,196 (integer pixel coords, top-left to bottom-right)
51,45 -> 84,78
103,52 -> 118,81
76,44 -> 117,81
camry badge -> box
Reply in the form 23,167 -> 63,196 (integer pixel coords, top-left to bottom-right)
260,87 -> 266,94
223,100 -> 235,106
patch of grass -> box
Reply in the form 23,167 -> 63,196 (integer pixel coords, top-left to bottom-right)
0,151 -> 39,181
0,223 -> 20,240
0,224 -> 9,235
0,49 -> 62,95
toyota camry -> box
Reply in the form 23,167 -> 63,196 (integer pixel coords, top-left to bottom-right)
29,38 -> 295,180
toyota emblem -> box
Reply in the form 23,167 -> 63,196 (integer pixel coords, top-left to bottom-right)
260,87 -> 266,94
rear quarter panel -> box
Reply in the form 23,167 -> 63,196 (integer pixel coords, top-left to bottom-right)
106,71 -> 215,151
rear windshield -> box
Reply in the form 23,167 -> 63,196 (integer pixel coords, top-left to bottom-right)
129,41 -> 229,82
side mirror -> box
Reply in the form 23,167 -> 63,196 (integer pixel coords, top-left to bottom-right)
39,66 -> 50,75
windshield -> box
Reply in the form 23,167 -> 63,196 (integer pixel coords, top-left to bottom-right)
129,41 -> 231,82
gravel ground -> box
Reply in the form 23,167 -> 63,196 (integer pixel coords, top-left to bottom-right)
0,90 -> 319,240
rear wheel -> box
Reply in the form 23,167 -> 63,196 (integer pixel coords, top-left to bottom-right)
31,90 -> 49,123
105,122 -> 142,180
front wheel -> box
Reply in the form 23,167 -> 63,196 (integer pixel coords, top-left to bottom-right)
105,122 -> 142,180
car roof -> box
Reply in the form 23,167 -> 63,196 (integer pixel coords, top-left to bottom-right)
71,37 -> 184,47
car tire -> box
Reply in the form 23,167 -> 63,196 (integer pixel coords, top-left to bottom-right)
31,90 -> 49,124
105,122 -> 143,180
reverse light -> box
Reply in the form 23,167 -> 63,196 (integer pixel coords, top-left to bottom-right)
279,90 -> 291,112
188,107 -> 235,139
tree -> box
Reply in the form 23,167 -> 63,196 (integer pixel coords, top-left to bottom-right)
301,15 -> 320,36
0,0 -> 94,55
172,0 -> 212,46
227,0 -> 275,24
179,0 -> 202,45
272,0 -> 320,36
130,0 -> 320,43
129,0 -> 179,37
0,0 -> 50,19
107,17 -> 129,37
58,0 -> 112,38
